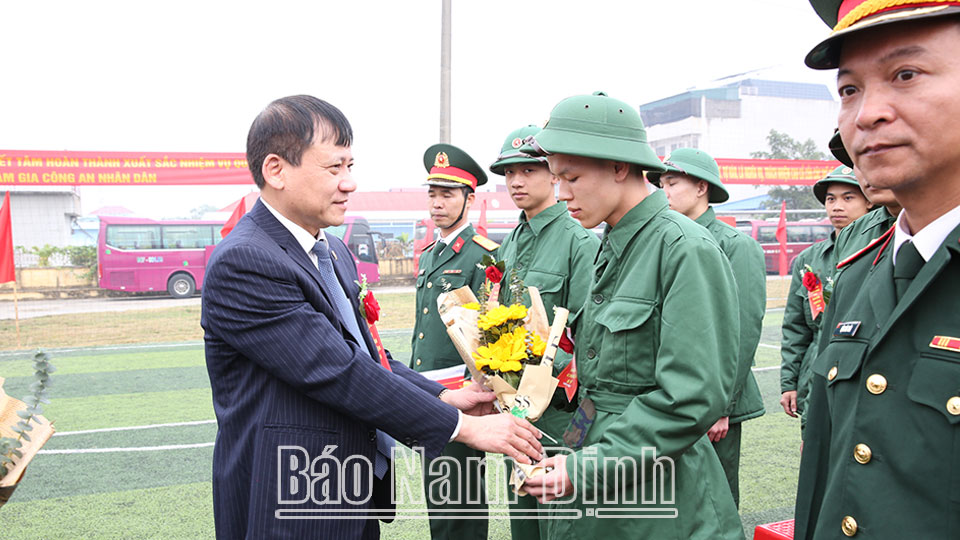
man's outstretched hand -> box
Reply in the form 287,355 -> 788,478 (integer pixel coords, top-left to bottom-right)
440,381 -> 497,416
455,412 -> 543,464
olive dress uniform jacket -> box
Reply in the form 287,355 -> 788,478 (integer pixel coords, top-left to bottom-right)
794,220 -> 960,539
546,191 -> 744,540
833,206 -> 898,264
780,233 -> 836,423
696,207 -> 766,424
410,224 -> 496,375
497,202 -> 600,440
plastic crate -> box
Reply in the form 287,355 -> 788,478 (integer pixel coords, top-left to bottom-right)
754,519 -> 794,540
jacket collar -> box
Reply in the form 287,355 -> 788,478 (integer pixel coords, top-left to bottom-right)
603,190 -> 669,261
518,201 -> 568,237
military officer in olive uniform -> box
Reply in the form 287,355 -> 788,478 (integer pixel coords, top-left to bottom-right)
795,2 -> 960,537
648,147 -> 767,508
829,130 -> 902,263
520,92 -> 744,539
778,166 -> 869,433
411,143 -> 498,540
490,124 -> 600,539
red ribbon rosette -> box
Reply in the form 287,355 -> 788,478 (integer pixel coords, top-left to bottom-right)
362,290 -> 380,324
802,271 -> 821,292
485,265 -> 504,284
359,290 -> 392,371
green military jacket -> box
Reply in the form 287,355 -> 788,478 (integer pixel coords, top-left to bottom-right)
780,233 -> 836,419
696,207 -> 766,423
497,201 -> 600,441
833,206 -> 898,265
411,224 -> 496,376
547,191 -> 743,540
795,222 -> 960,539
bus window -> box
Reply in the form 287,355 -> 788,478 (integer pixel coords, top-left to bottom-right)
162,225 -> 216,249
106,225 -> 162,250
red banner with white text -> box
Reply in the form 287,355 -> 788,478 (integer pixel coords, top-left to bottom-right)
0,150 -> 840,186
0,150 -> 251,186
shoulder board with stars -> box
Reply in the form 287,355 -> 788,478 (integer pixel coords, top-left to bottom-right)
473,235 -> 499,251
836,225 -> 895,270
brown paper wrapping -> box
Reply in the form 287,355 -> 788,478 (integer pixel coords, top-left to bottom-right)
437,286 -> 567,422
0,377 -> 55,507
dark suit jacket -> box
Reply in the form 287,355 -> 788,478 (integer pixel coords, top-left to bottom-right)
201,200 -> 459,539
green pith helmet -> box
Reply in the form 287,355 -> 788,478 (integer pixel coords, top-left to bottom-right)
805,0 -> 960,69
829,128 -> 853,167
813,164 -> 861,205
422,143 -> 488,191
519,91 -> 666,172
489,125 -> 547,176
647,147 -> 729,203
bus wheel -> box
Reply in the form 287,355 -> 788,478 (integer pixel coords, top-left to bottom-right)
167,273 -> 196,299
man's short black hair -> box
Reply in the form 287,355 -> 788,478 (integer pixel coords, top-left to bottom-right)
246,95 -> 353,189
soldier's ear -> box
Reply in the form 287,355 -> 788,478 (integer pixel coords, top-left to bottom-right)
611,161 -> 631,183
698,180 -> 710,198
466,191 -> 476,205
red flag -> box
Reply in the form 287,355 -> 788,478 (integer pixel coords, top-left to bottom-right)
776,200 -> 788,276
0,192 -> 14,283
221,192 -> 259,238
477,199 -> 488,238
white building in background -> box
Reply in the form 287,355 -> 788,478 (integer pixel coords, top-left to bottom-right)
0,186 -> 81,252
640,78 -> 839,205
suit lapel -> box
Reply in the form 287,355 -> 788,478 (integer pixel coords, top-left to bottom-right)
250,201 -> 347,334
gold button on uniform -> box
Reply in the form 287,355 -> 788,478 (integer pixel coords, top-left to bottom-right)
423,307 -> 429,314
418,332 -> 424,340
854,444 -> 872,464
427,281 -> 433,289
866,374 -> 887,395
827,366 -> 838,381
415,358 -> 422,366
841,515 -> 858,536
947,396 -> 960,416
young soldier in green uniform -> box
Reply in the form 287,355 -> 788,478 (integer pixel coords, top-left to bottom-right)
648,147 -> 766,508
520,92 -> 744,539
778,166 -> 869,432
829,130 -> 903,262
489,124 -> 600,539
796,3 -> 960,537
411,143 -> 498,540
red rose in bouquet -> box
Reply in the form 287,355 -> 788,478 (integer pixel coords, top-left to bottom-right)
485,265 -> 504,284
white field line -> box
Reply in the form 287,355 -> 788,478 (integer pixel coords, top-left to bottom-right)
54,419 -> 217,437
40,442 -> 214,454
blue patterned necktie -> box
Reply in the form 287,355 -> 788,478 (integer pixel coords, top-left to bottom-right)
312,239 -> 393,479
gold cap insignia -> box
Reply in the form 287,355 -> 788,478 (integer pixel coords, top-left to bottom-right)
511,137 -> 523,149
434,152 -> 450,168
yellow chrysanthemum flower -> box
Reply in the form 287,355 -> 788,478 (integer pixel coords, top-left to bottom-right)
529,332 -> 546,357
499,360 -> 523,373
506,304 -> 527,321
462,302 -> 481,311
478,305 -> 511,330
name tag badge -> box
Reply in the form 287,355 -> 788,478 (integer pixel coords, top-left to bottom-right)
834,321 -> 861,337
930,335 -> 960,353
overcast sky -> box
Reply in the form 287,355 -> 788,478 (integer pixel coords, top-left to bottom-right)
1,0 -> 838,218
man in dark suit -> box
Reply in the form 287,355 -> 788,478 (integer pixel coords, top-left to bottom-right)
201,95 -> 542,539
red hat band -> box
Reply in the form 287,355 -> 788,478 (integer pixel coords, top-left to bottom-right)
427,165 -> 478,190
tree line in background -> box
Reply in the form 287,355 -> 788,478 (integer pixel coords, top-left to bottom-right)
752,129 -> 828,211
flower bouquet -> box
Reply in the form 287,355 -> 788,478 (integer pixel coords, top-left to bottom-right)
802,264 -> 834,320
436,259 -> 566,423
